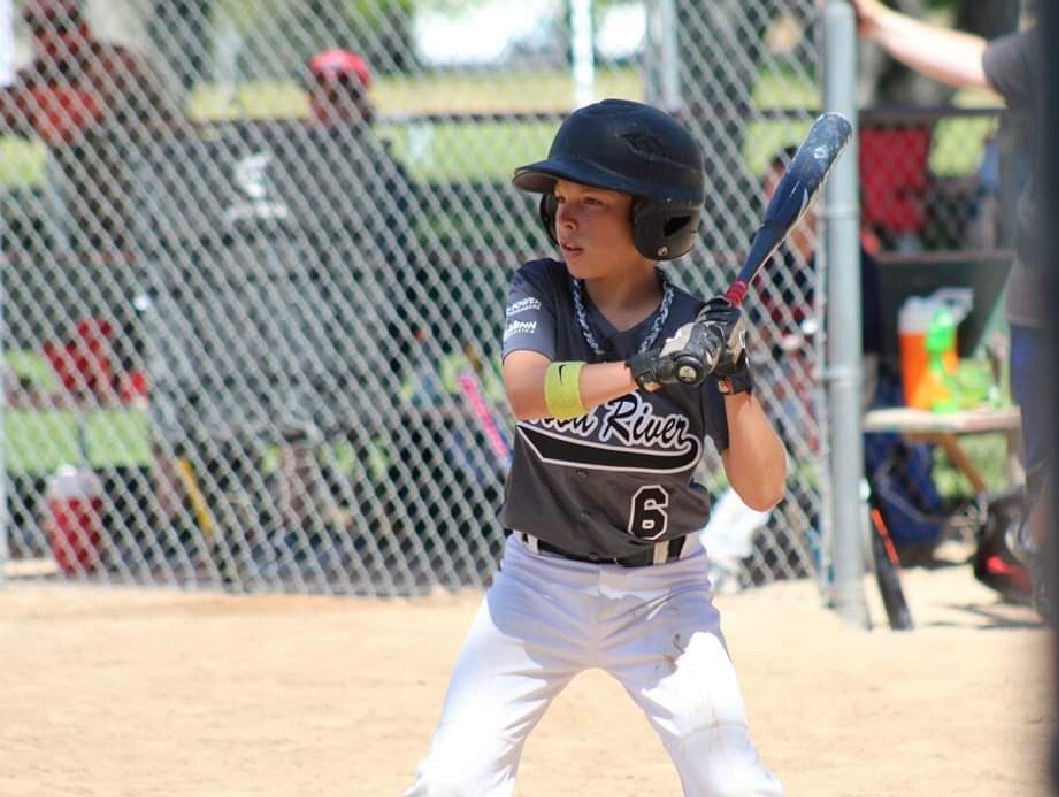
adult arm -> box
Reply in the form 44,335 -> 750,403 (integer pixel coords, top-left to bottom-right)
849,0 -> 991,91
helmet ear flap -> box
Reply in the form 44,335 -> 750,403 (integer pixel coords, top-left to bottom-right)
539,193 -> 699,259
632,202 -> 701,260
539,194 -> 559,247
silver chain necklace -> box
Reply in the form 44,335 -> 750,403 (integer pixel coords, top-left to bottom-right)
571,267 -> 674,358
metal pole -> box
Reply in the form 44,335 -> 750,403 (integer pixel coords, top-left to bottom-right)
642,0 -> 680,110
657,0 -> 679,109
1040,0 -> 1059,789
570,0 -> 595,108
0,0 -> 13,87
0,0 -> 11,585
823,0 -> 871,629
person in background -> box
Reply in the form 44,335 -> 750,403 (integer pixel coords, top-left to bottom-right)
399,322 -> 510,483
296,46 -> 426,386
848,0 -> 1049,617
0,0 -> 186,251
297,47 -> 417,258
298,49 -> 492,586
754,145 -> 884,413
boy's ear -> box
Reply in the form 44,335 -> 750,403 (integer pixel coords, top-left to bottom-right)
538,195 -> 559,247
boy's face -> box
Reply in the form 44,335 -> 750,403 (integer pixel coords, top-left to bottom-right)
552,179 -> 642,277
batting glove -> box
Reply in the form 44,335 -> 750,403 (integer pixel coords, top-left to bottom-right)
626,319 -> 713,392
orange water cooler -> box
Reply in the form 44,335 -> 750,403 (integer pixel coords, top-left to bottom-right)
898,291 -> 969,409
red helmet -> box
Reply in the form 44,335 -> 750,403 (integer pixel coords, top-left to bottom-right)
307,49 -> 371,90
22,0 -> 83,32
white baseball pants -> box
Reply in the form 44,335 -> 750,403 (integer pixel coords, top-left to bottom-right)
405,533 -> 784,797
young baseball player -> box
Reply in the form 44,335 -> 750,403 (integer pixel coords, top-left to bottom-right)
405,99 -> 787,796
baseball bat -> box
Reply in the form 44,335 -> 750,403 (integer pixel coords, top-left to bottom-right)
672,112 -> 852,384
455,369 -> 512,468
723,111 -> 853,307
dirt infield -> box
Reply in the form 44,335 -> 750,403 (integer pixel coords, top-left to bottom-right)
1,550 -> 1052,797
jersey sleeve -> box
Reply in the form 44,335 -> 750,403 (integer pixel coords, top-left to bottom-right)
982,26 -> 1038,113
502,261 -> 559,361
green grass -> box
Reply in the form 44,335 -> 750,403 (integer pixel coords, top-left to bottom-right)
930,433 -> 1012,498
0,138 -> 48,188
186,82 -> 308,120
4,353 -> 150,473
380,119 -> 557,181
5,350 -> 60,391
186,68 -> 643,118
1,69 -> 998,184
929,115 -> 996,176
5,409 -> 151,473
744,118 -> 815,179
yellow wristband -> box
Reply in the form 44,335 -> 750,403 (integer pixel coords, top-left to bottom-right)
544,361 -> 586,420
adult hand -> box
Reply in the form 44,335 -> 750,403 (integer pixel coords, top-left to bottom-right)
847,0 -> 888,38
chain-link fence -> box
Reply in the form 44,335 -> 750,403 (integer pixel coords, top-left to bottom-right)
1,0 -> 1002,596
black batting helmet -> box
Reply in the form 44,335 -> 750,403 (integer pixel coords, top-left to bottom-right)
513,99 -> 705,260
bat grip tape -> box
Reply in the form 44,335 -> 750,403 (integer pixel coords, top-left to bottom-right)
724,281 -> 749,308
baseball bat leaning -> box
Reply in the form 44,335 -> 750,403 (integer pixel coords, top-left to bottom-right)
723,111 -> 853,308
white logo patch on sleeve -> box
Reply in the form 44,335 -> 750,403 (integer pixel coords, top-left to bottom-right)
506,297 -> 542,316
504,319 -> 538,341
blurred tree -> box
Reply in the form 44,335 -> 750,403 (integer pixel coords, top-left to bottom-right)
209,0 -> 417,81
669,0 -> 1020,255
673,0 -> 808,255
350,0 -> 419,73
149,0 -> 214,96
415,0 -> 489,12
312,0 -> 418,74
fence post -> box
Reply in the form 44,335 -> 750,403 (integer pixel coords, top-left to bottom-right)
570,0 -> 594,108
823,0 -> 871,629
0,0 -> 11,585
642,0 -> 680,110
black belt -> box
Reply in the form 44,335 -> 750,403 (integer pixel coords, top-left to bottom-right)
511,531 -> 686,567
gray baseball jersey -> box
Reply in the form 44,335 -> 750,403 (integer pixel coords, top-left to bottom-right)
501,258 -> 730,559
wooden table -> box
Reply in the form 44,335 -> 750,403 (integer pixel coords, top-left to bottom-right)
862,405 -> 1022,494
